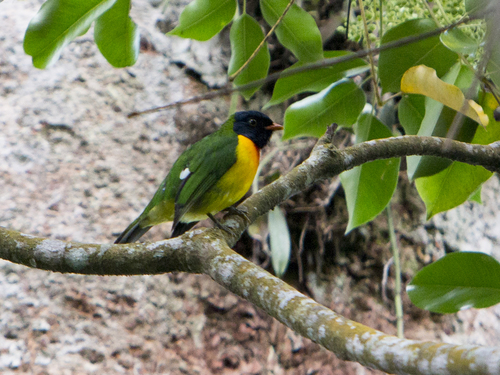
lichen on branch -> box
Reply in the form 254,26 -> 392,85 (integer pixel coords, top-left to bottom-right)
2,131 -> 500,374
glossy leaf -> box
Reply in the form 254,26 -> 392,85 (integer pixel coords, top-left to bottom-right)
260,0 -> 323,62
414,90 -> 498,218
469,186 -> 482,204
282,79 -> 365,140
94,0 -> 139,68
265,51 -> 369,108
466,1 -> 499,89
473,92 -> 500,144
168,0 -> 236,41
401,65 -> 488,126
486,35 -> 500,91
340,114 -> 400,232
228,14 -> 270,100
407,252 -> 500,313
440,28 -> 479,55
379,19 -> 458,93
415,161 -> 491,219
405,63 -> 480,179
268,206 -> 291,278
465,0 -> 495,14
24,0 -> 117,68
398,94 -> 425,135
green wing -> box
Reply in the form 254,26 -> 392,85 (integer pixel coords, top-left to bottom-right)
115,116 -> 239,242
170,130 -> 239,226
114,132 -> 237,244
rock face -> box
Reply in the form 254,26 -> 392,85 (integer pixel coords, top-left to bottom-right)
429,176 -> 500,258
1,1 -> 500,374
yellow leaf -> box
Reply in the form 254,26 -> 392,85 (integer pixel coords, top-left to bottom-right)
401,65 -> 489,126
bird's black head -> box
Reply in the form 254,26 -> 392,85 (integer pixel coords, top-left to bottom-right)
232,111 -> 283,149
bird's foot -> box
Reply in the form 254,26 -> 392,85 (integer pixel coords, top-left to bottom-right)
207,213 -> 232,235
223,206 -> 250,225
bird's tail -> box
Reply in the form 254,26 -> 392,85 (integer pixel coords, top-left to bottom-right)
171,221 -> 198,238
114,219 -> 152,244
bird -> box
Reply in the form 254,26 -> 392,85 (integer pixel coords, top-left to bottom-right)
114,110 -> 283,244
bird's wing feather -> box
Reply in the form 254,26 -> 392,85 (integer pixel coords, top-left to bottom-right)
173,133 -> 238,226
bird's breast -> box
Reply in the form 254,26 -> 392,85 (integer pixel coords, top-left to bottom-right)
189,135 -> 260,218
209,134 -> 260,205
232,135 -> 260,177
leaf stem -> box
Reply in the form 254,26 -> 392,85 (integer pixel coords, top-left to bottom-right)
434,0 -> 451,25
357,0 -> 382,106
228,0 -> 295,81
378,0 -> 383,38
386,204 -> 404,338
420,0 -> 442,27
128,16 -> 474,118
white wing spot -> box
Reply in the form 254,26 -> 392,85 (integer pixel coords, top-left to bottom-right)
179,168 -> 191,180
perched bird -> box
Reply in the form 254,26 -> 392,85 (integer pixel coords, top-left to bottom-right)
115,111 -> 282,243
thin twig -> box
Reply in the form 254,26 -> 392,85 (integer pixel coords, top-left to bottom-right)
346,0 -> 352,39
420,0 -> 442,27
128,16 -> 474,118
434,0 -> 451,24
378,0 -> 383,37
381,257 -> 393,303
386,204 -> 404,338
358,0 -> 382,106
229,0 -> 295,81
447,6 -> 500,140
297,215 -> 309,285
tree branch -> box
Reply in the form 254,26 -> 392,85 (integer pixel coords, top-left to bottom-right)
3,133 -> 500,374
128,16 -> 474,118
1,228 -> 499,374
222,133 -> 500,246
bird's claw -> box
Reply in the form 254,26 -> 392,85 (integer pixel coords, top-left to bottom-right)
207,213 -> 233,235
224,206 -> 250,225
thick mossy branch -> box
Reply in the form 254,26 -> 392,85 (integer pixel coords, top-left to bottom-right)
2,133 -> 500,271
3,227 -> 499,374
0,226 -> 214,275
207,242 -> 500,375
3,133 -> 500,374
222,134 -> 500,245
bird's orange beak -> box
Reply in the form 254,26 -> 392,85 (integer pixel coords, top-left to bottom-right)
265,123 -> 284,131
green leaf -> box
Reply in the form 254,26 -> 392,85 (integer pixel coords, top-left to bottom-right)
398,94 -> 425,135
168,0 -> 236,41
440,28 -> 479,55
465,0 -> 494,14
486,33 -> 500,91
260,0 -> 323,63
378,19 -> 458,93
473,92 -> 500,144
406,63 -> 479,179
282,79 -> 365,140
265,51 -> 369,108
94,0 -> 139,68
268,206 -> 291,278
228,14 -> 270,100
340,114 -> 400,232
414,90 -> 496,218
23,0 -> 117,68
407,252 -> 500,313
401,65 -> 488,126
415,162 -> 492,219
469,186 -> 482,204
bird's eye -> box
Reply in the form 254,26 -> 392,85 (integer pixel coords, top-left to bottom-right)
249,119 -> 257,126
